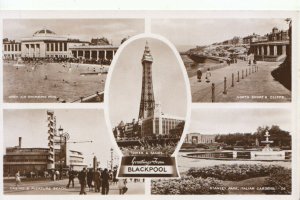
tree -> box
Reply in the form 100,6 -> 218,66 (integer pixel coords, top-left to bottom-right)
91,37 -> 110,45
121,36 -> 130,44
232,36 -> 241,45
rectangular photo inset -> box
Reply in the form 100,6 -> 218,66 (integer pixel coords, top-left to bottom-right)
3,109 -> 145,195
2,18 -> 144,103
152,107 -> 292,195
152,18 -> 292,103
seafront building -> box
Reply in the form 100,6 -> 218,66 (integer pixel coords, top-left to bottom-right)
184,133 -> 216,144
3,110 -> 88,176
249,27 -> 289,62
2,28 -> 118,60
3,137 -> 86,176
2,39 -> 21,60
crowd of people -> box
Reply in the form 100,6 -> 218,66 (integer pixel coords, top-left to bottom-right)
73,167 -> 129,195
120,140 -> 178,156
12,167 -> 144,195
7,56 -> 113,66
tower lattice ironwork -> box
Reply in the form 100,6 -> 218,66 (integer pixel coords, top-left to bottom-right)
138,41 -> 155,119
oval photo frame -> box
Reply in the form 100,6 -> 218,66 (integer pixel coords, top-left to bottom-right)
104,33 -> 191,178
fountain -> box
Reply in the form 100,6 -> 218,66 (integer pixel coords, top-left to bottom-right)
13,57 -> 25,68
183,129 -> 290,161
250,129 -> 285,160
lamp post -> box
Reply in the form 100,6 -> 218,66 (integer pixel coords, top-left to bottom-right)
58,126 -> 68,173
58,126 -> 64,179
110,148 -> 114,170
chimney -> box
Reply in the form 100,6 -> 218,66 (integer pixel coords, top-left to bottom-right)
18,137 -> 22,148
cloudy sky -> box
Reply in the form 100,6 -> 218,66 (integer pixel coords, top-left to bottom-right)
108,37 -> 188,127
3,109 -> 118,168
3,19 -> 144,45
152,18 -> 290,51
189,107 -> 292,135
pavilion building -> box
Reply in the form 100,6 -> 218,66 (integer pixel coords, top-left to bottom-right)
3,137 -> 86,176
2,28 -> 118,60
249,27 -> 289,62
184,133 -> 216,144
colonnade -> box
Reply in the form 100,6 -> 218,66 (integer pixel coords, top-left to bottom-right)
254,44 -> 286,57
3,43 -> 21,52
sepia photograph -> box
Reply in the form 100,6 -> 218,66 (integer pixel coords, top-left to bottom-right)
152,18 -> 292,102
3,109 -> 145,195
106,35 -> 190,177
0,9 -> 298,200
2,19 -> 144,103
152,107 -> 292,194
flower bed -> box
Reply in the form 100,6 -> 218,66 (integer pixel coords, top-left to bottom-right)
263,168 -> 291,194
187,164 -> 284,181
151,176 -> 228,195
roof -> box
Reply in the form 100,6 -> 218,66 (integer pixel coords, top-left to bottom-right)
69,44 -> 118,49
33,28 -> 56,36
22,28 -> 73,42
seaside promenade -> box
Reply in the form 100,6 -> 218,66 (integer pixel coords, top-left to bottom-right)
189,60 -> 291,102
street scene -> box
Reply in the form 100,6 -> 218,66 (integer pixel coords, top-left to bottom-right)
4,178 -> 145,195
3,109 -> 145,195
152,108 -> 292,195
3,19 -> 144,103
152,18 -> 292,102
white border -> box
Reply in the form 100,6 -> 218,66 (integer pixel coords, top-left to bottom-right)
0,0 -> 299,10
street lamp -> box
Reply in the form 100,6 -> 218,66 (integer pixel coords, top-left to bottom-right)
57,126 -> 68,176
110,148 -> 114,170
58,126 -> 64,135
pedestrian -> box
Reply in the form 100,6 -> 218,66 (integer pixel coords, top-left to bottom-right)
112,168 -> 118,185
66,169 -> 75,188
55,170 -> 60,181
205,68 -> 212,83
78,168 -> 87,195
43,171 -> 48,178
118,179 -> 128,195
52,170 -> 56,181
15,171 -> 21,186
101,168 -> 110,195
93,168 -> 101,192
197,69 -> 202,82
87,169 -> 94,191
59,169 -> 63,180
227,59 -> 230,66
99,168 -> 103,192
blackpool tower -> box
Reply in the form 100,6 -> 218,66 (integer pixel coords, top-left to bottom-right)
138,41 -> 155,119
